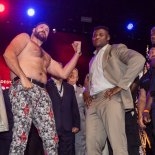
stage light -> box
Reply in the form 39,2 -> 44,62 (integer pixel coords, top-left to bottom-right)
27,8 -> 35,17
0,3 -> 5,12
52,28 -> 56,33
127,23 -> 134,30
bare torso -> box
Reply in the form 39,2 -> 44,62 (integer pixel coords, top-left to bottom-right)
11,40 -> 50,84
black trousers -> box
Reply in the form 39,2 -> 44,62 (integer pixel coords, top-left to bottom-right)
24,124 -> 44,155
125,110 -> 141,155
25,126 -> 75,155
152,102 -> 155,137
58,131 -> 75,155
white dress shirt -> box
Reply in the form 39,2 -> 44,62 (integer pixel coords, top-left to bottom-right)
90,44 -> 115,96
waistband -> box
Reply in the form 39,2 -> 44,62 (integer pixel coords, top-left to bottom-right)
91,90 -> 107,99
91,89 -> 121,100
13,77 -> 46,88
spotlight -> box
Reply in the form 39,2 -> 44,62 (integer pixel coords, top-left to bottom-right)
52,28 -> 56,33
0,3 -> 5,13
127,23 -> 134,31
27,8 -> 35,17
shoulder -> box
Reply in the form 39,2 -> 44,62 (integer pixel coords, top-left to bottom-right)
64,82 -> 74,90
10,33 -> 30,47
14,33 -> 30,41
111,43 -> 127,49
46,79 -> 55,87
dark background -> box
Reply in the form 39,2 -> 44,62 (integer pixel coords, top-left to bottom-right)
0,0 -> 155,85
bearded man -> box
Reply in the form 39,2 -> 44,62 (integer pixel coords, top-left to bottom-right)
3,22 -> 81,155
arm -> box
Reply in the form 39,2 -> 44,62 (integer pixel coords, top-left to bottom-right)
3,33 -> 29,79
47,41 -> 81,79
83,73 -> 92,107
137,88 -> 147,128
71,87 -> 80,133
83,89 -> 92,108
115,44 -> 145,90
142,92 -> 153,124
105,45 -> 145,98
3,33 -> 33,89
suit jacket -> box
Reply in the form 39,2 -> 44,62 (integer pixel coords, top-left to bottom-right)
75,86 -> 85,133
0,85 -> 9,132
74,86 -> 86,150
89,44 -> 145,109
46,79 -> 80,134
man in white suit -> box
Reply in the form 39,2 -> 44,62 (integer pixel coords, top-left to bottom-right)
85,26 -> 145,155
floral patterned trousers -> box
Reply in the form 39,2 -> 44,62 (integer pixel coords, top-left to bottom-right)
9,80 -> 58,155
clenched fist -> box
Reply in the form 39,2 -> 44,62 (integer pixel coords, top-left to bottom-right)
72,41 -> 82,55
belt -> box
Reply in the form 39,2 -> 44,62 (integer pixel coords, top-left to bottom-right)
91,90 -> 106,99
13,77 -> 46,88
91,94 -> 98,99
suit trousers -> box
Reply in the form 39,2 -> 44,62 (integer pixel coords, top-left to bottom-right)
86,91 -> 128,155
58,131 -> 75,155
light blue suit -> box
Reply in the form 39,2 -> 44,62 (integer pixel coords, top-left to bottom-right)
75,86 -> 87,155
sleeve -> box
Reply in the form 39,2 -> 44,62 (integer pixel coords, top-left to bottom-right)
71,87 -> 80,129
114,44 -> 146,90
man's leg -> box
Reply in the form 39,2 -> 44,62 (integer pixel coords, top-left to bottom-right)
151,102 -> 155,137
32,86 -> 58,155
75,107 -> 86,155
86,99 -> 107,155
75,134 -> 86,155
9,84 -> 32,155
125,110 -> 140,155
24,123 -> 44,155
103,96 -> 128,155
58,131 -> 75,155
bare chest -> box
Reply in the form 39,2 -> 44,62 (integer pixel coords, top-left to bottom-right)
18,42 -> 49,68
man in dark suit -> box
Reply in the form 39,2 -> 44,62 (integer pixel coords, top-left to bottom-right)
46,75 -> 80,155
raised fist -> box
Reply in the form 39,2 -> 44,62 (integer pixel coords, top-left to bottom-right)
72,41 -> 81,54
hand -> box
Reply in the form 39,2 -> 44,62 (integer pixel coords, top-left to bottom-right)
138,115 -> 146,129
104,86 -> 122,99
83,91 -> 92,108
20,76 -> 33,90
143,111 -> 151,124
72,127 -> 79,133
72,41 -> 81,55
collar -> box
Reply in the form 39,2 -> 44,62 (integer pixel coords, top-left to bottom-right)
93,44 -> 109,55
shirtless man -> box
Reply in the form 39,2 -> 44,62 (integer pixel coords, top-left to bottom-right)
3,23 -> 81,155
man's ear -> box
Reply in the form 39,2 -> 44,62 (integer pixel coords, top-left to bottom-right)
107,35 -> 110,41
32,28 -> 35,33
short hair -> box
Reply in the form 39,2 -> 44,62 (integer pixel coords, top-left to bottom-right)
151,26 -> 155,32
149,46 -> 155,54
93,26 -> 110,34
35,22 -> 50,28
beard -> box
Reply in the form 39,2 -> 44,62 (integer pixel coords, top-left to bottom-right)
34,30 -> 47,42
